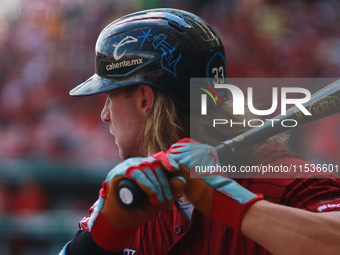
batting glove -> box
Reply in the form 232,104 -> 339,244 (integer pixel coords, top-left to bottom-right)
88,151 -> 186,252
167,138 -> 263,231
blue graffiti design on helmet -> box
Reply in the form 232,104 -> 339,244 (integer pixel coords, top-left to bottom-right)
152,33 -> 182,77
69,8 -> 228,109
138,29 -> 153,49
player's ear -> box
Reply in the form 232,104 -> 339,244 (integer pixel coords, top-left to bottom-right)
136,85 -> 155,114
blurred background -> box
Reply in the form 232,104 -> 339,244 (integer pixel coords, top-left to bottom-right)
0,0 -> 339,254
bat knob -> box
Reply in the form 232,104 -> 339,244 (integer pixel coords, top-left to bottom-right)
117,179 -> 145,208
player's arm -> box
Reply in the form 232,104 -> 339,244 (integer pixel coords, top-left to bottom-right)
60,152 -> 186,254
167,139 -> 340,255
241,200 -> 340,255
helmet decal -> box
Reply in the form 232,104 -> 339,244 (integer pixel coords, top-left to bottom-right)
152,34 -> 182,77
138,28 -> 182,77
105,58 -> 143,72
206,52 -> 227,86
70,8 -> 227,108
138,29 -> 153,49
112,36 -> 138,61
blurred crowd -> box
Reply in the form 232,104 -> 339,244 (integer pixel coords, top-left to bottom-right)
0,0 -> 339,253
0,0 -> 127,166
0,0 -> 340,166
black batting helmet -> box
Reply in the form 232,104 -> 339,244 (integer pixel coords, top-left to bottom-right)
69,8 -> 227,108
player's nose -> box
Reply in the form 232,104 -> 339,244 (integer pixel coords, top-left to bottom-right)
101,98 -> 111,123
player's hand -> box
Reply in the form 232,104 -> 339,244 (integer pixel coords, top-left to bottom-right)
87,151 -> 186,251
167,138 -> 263,231
89,151 -> 186,229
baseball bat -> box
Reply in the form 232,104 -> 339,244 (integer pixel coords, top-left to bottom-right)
117,79 -> 340,208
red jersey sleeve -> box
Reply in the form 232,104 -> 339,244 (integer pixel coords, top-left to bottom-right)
239,145 -> 340,213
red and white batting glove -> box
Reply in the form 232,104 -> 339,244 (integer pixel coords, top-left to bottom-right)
88,151 -> 186,252
167,138 -> 263,231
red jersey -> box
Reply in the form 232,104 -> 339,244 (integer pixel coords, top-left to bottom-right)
79,146 -> 340,255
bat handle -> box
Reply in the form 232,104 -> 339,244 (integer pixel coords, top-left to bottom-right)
116,179 -> 146,208
215,140 -> 236,158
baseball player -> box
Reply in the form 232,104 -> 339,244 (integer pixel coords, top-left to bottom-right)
59,8 -> 340,255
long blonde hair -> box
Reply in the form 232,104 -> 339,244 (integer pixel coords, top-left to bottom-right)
140,89 -> 288,157
142,91 -> 190,155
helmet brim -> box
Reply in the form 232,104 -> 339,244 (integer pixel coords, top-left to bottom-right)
69,74 -> 124,96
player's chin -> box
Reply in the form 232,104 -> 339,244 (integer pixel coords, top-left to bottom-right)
118,145 -> 145,160
117,144 -> 132,160
118,149 -> 128,160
